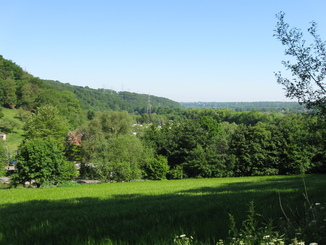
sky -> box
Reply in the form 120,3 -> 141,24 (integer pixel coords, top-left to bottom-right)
1,0 -> 326,102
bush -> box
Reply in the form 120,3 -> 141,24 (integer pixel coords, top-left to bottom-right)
60,161 -> 78,180
13,139 -> 69,187
145,155 -> 169,180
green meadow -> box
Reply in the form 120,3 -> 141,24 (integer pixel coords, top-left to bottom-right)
0,175 -> 325,244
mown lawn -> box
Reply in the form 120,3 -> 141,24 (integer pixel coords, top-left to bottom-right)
0,175 -> 325,244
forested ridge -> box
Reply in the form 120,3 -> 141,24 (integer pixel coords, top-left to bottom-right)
44,79 -> 181,113
0,55 -> 181,115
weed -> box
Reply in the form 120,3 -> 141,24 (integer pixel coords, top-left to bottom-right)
57,181 -> 81,187
225,201 -> 285,245
174,234 -> 194,245
277,178 -> 326,244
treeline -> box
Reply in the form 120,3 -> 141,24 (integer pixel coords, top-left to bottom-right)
63,108 -> 326,182
180,101 -> 305,112
140,108 -> 326,178
3,105 -> 325,186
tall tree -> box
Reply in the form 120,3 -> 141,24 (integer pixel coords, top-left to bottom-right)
19,82 -> 39,108
274,12 -> 326,114
0,78 -> 17,109
13,139 -> 75,187
277,115 -> 313,174
24,105 -> 69,142
90,135 -> 146,182
81,110 -> 133,141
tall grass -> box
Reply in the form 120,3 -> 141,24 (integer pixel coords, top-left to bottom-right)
0,175 -> 325,244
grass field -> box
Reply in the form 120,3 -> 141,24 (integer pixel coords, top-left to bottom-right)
0,175 -> 325,244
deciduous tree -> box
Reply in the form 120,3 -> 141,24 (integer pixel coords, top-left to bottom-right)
24,105 -> 69,141
274,12 -> 326,114
90,135 -> 146,181
14,139 -> 74,187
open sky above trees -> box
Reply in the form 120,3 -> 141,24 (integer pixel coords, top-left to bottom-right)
1,0 -> 325,102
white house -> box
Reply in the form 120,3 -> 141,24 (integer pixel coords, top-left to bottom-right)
0,132 -> 6,141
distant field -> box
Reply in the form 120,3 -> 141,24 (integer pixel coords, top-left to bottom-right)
0,175 -> 325,244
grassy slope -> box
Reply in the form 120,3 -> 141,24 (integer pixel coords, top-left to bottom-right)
0,175 -> 325,244
0,108 -> 25,157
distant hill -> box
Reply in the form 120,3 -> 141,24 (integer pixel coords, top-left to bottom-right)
43,80 -> 182,113
180,101 -> 305,112
0,55 -> 182,115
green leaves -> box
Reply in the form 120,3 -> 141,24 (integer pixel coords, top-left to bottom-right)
90,135 -> 145,181
14,139 -> 71,187
274,12 -> 326,115
81,111 -> 133,141
24,105 -> 69,142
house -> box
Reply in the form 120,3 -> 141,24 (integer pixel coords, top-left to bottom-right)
0,132 -> 6,141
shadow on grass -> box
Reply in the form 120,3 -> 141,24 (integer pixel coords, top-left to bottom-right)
0,175 -> 325,245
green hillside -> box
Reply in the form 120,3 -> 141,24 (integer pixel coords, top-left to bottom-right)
0,55 -> 182,115
44,79 -> 182,113
0,108 -> 24,156
0,54 -> 182,157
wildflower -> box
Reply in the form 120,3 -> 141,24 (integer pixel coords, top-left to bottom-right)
179,234 -> 186,238
263,235 -> 271,239
309,243 -> 318,245
315,203 -> 320,206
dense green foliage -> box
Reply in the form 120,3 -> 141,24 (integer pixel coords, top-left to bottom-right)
140,109 -> 326,178
23,105 -> 69,142
12,139 -> 76,187
79,111 -> 154,181
0,175 -> 325,244
44,79 -> 182,113
1,54 -> 326,182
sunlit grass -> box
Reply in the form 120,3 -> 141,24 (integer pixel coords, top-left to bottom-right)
0,175 -> 325,244
0,108 -> 25,156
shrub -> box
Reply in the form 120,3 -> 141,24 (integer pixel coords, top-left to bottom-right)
145,155 -> 169,180
13,139 -> 69,187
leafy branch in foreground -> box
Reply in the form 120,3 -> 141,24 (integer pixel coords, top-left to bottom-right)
274,12 -> 326,115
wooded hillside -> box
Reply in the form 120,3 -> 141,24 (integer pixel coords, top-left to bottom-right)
0,55 -> 182,116
44,80 -> 181,113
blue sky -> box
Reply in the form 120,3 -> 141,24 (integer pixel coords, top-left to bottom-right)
1,0 -> 325,102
